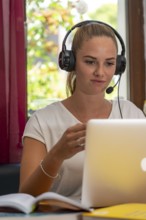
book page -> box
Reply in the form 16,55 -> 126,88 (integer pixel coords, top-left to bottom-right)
35,192 -> 91,211
0,192 -> 91,214
0,193 -> 36,214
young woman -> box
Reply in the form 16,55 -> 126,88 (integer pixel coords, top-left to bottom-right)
19,21 -> 145,198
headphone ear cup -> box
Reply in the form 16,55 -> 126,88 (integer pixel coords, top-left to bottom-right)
58,50 -> 75,71
115,55 -> 126,75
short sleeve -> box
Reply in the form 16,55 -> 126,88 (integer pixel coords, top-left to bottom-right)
22,112 -> 45,144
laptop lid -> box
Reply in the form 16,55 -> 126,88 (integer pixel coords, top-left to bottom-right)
81,119 -> 146,208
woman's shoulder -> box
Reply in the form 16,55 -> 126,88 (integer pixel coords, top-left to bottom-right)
113,99 -> 136,107
31,101 -> 63,117
112,99 -> 145,118
113,99 -> 140,109
24,101 -> 64,136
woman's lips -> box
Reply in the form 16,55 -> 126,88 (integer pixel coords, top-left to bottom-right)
90,79 -> 106,84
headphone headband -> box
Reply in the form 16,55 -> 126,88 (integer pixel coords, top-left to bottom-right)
59,20 -> 126,75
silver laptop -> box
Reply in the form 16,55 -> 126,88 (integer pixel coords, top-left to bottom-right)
81,119 -> 146,208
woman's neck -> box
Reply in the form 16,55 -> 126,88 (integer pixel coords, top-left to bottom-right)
62,92 -> 112,123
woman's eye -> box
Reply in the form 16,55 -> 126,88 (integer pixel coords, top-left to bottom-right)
106,62 -> 115,66
85,60 -> 96,65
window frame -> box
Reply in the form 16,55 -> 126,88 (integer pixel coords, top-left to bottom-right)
125,0 -> 145,110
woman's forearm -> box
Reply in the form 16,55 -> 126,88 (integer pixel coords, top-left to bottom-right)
19,150 -> 63,196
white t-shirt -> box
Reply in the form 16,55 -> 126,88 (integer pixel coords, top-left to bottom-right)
23,100 -> 145,198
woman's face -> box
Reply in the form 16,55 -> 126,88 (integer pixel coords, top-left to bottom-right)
75,36 -> 117,95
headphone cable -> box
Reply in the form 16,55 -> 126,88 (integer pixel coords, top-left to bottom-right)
117,74 -> 123,119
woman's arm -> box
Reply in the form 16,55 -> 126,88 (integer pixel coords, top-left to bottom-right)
19,123 -> 86,196
19,137 -> 63,196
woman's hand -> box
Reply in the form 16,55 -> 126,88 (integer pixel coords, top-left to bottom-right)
51,123 -> 86,161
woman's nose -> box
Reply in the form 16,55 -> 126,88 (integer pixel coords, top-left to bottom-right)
93,64 -> 104,77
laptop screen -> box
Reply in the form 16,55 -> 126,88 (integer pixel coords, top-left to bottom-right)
81,119 -> 146,208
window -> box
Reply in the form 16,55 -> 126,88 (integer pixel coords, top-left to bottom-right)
26,0 -> 118,115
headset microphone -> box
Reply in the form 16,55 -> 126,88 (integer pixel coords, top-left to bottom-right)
106,74 -> 121,94
106,86 -> 114,94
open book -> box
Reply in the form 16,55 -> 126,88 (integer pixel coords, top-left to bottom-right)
0,192 -> 92,214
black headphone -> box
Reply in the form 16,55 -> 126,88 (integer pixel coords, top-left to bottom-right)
59,20 -> 126,75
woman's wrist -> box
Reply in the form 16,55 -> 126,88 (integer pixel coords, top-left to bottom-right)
49,145 -> 65,164
40,148 -> 63,179
40,160 -> 60,179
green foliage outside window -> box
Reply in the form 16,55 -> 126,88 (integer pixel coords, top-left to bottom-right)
26,0 -> 117,114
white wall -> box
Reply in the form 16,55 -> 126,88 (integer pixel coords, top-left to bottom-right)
117,0 -> 128,100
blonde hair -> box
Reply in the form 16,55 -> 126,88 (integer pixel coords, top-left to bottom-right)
66,23 -> 118,96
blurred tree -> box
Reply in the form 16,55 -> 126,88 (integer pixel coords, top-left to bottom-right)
27,0 -> 75,112
89,3 -> 117,28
